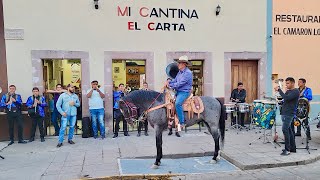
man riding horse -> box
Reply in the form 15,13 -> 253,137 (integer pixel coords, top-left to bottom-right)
164,55 -> 193,130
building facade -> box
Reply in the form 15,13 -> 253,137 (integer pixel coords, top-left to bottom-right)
2,0 -> 268,130
272,0 -> 320,118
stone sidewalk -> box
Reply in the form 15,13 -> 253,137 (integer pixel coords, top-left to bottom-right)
0,124 -> 320,180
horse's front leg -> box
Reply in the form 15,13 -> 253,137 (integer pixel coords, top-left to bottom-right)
151,125 -> 163,169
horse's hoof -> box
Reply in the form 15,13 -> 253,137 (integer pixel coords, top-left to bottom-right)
209,160 -> 217,164
151,164 -> 159,169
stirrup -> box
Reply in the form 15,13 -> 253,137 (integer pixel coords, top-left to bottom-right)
168,120 -> 173,129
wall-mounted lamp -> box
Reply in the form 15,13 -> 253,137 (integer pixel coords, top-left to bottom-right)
216,5 -> 221,16
94,0 -> 99,10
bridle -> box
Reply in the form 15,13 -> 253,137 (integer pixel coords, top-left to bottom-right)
119,90 -> 165,122
119,99 -> 138,122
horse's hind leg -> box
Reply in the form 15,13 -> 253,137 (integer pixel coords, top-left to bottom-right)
205,123 -> 220,163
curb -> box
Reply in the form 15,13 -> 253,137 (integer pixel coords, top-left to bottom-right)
83,174 -> 179,180
122,150 -> 320,171
220,151 -> 320,170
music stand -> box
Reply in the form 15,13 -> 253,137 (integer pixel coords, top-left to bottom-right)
273,104 -> 284,145
0,142 -> 5,159
296,117 -> 317,154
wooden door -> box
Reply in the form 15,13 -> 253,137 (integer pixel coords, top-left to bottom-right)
231,60 -> 258,103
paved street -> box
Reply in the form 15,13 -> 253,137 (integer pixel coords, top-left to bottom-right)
1,122 -> 320,180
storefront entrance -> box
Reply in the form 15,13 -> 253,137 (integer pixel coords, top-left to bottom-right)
112,59 -> 146,133
189,60 -> 204,96
42,59 -> 82,136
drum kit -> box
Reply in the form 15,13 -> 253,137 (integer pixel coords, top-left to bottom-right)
225,102 -> 250,134
224,79 -> 283,148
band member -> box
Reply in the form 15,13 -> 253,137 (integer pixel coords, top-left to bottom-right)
0,85 -> 27,145
230,82 -> 246,127
295,78 -> 312,139
56,84 -> 81,147
274,77 -> 299,155
87,80 -> 106,139
141,82 -> 149,91
113,83 -> 130,138
137,82 -> 149,137
26,87 -> 47,142
46,84 -> 66,136
165,55 -> 193,129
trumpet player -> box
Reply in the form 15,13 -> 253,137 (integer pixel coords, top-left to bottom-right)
274,77 -> 299,155
26,87 -> 47,142
296,78 -> 312,139
113,83 -> 130,138
0,85 -> 27,145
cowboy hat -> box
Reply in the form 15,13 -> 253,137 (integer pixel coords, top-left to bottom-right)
175,55 -> 192,66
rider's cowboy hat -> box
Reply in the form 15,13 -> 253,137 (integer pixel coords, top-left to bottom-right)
175,55 -> 192,66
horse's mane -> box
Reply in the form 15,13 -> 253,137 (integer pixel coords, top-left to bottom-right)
122,90 -> 164,105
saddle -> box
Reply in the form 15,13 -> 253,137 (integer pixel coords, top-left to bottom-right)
164,89 -> 204,123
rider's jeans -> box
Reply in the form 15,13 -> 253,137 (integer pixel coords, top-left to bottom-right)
175,91 -> 190,125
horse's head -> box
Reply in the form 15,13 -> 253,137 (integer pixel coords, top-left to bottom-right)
118,98 -> 138,125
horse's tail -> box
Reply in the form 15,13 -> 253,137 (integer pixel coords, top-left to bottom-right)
217,98 -> 226,147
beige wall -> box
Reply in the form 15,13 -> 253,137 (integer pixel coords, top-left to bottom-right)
4,0 -> 266,99
273,0 -> 320,94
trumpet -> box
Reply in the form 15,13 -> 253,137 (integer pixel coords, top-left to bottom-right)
274,78 -> 284,103
8,95 -> 13,111
33,98 -> 38,113
275,78 -> 284,90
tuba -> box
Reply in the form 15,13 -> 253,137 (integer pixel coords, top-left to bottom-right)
296,97 -> 310,121
166,62 -> 179,79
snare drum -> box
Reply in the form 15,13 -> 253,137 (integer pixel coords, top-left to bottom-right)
237,103 -> 250,113
224,103 -> 236,113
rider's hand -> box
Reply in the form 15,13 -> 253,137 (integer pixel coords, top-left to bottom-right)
164,81 -> 169,87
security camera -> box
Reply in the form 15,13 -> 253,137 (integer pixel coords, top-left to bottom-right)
269,35 -> 273,38
94,0 -> 99,9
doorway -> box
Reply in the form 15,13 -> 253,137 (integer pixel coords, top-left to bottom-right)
42,59 -> 82,136
231,60 -> 258,103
